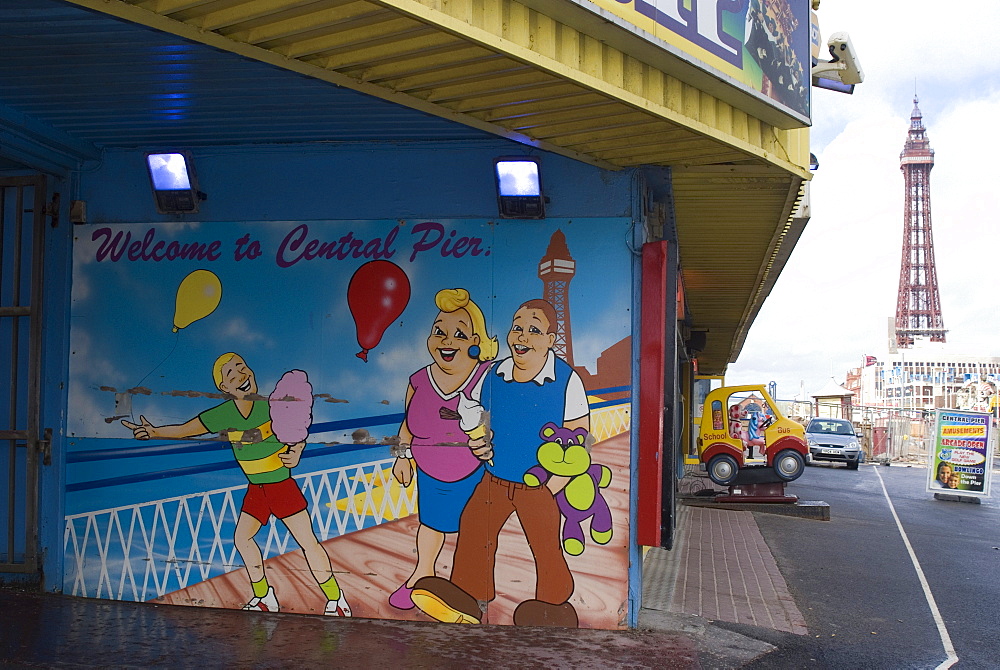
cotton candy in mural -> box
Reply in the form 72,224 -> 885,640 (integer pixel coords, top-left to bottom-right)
269,370 -> 313,445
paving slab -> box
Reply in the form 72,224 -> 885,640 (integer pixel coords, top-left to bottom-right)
643,505 -> 807,638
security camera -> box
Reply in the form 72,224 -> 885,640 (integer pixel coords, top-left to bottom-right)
812,31 -> 864,92
826,32 -> 864,84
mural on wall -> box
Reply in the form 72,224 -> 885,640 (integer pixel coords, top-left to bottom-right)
66,218 -> 633,628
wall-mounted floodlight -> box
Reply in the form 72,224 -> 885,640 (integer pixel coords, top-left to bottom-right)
495,157 -> 545,219
145,151 -> 203,214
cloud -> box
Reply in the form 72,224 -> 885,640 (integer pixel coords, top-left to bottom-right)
373,337 -> 428,404
212,317 -> 273,349
67,379 -> 115,437
815,2 -> 1000,91
67,309 -> 130,435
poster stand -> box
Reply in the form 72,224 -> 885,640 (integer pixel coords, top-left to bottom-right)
926,409 -> 994,500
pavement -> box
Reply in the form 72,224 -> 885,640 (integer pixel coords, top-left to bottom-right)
0,476 -> 808,669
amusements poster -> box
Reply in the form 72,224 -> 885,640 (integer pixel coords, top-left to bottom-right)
66,218 -> 634,629
927,410 -> 994,497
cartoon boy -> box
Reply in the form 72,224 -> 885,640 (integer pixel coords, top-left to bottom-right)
411,299 -> 590,627
122,353 -> 350,616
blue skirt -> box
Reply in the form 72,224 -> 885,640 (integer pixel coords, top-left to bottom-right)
416,465 -> 484,533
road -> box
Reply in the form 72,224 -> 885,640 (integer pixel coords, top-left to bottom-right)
713,461 -> 1000,669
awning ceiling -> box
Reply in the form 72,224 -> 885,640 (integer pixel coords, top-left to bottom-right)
0,0 -> 810,375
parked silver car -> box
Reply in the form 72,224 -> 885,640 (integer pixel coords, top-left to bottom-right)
805,418 -> 864,470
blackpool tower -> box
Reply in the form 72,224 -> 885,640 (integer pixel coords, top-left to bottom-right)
895,96 -> 946,348
538,229 -> 576,366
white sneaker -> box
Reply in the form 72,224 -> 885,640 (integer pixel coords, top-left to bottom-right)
324,591 -> 352,617
242,586 -> 279,613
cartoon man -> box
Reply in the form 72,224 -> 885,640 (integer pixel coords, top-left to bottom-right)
122,353 -> 350,616
411,299 -> 590,627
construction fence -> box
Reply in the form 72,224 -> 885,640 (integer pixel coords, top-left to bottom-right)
854,409 -> 932,463
849,406 -> 998,464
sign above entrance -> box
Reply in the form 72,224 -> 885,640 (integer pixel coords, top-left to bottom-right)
558,0 -> 811,127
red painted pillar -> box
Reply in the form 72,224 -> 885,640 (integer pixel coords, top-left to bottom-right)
637,241 -> 667,547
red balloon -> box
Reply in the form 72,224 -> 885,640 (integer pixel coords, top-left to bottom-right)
347,260 -> 411,362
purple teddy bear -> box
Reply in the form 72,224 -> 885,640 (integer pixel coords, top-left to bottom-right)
524,422 -> 613,556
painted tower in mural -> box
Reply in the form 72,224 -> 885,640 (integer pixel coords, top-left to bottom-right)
538,229 -> 575,366
895,96 -> 946,349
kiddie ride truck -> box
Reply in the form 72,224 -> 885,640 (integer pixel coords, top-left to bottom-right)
697,385 -> 808,502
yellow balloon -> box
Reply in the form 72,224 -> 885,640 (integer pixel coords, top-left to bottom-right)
173,270 -> 222,332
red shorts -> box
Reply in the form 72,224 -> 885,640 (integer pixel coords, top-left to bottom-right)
241,477 -> 308,525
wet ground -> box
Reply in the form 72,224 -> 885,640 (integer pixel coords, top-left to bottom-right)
0,586 -> 700,669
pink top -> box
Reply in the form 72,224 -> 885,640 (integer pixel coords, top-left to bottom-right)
407,361 -> 491,482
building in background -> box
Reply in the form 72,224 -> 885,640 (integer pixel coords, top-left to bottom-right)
837,99 -> 985,462
812,378 -> 854,419
539,229 -> 577,367
849,95 -> 996,415
850,345 -> 1000,414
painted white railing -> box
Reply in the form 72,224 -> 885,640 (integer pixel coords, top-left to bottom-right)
63,401 -> 631,603
63,458 -> 416,602
590,403 -> 630,443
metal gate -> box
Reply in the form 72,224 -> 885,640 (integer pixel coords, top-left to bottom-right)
0,176 -> 47,574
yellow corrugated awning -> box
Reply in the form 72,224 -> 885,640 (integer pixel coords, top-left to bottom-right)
673,166 -> 806,374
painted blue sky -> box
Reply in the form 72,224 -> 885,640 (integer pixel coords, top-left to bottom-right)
69,218 -> 633,439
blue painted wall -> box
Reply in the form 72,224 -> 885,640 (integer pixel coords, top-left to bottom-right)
79,141 -> 634,223
31,138 -> 643,630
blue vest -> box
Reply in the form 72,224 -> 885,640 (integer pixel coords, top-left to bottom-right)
485,355 -> 571,483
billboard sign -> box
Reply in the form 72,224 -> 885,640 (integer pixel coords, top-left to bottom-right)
927,410 -> 994,497
574,0 -> 811,123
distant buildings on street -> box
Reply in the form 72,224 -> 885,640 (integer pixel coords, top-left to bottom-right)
846,340 -> 1000,415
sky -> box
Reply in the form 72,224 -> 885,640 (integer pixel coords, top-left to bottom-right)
726,0 -> 1000,400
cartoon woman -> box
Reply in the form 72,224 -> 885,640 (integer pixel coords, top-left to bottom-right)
389,288 -> 497,610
